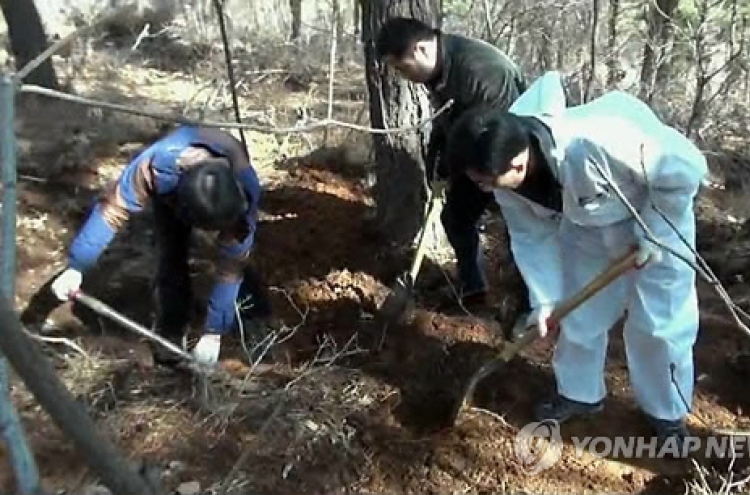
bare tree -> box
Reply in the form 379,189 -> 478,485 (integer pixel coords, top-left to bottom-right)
685,0 -> 745,137
290,0 -> 302,41
0,0 -> 58,88
583,0 -> 600,102
606,0 -> 621,88
638,0 -> 679,103
354,0 -> 361,36
361,0 -> 441,248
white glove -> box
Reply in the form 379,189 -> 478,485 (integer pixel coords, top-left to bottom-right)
511,311 -> 531,340
636,241 -> 662,268
192,334 -> 221,365
50,268 -> 82,301
526,305 -> 554,338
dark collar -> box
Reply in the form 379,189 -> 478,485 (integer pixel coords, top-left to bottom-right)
514,116 -> 562,211
522,116 -> 557,180
426,32 -> 451,93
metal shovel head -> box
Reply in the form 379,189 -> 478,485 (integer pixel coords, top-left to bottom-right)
448,357 -> 509,425
447,327 -> 539,426
447,248 -> 640,427
377,277 -> 414,325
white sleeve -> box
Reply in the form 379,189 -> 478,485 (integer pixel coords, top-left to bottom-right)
633,127 -> 708,245
495,190 -> 564,309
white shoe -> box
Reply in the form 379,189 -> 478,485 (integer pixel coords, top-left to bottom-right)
193,334 -> 221,365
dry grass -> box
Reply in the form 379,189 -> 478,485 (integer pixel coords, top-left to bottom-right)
4,11 -> 750,494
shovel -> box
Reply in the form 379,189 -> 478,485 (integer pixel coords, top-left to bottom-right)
447,247 -> 640,426
377,180 -> 447,325
69,289 -> 195,364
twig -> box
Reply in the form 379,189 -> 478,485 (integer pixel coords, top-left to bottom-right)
130,23 -> 151,52
26,330 -> 90,359
20,84 -> 454,135
467,407 -> 513,428
18,174 -> 46,183
268,287 -> 310,338
588,156 -> 750,339
623,147 -> 750,338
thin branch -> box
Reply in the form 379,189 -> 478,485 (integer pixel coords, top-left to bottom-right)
212,0 -> 247,150
590,148 -> 750,341
19,84 -> 454,135
26,330 -> 90,360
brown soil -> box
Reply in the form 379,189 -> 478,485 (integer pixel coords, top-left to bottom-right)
3,83 -> 750,495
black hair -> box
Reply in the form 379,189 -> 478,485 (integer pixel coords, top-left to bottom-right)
176,157 -> 248,230
445,108 -> 530,178
375,17 -> 439,60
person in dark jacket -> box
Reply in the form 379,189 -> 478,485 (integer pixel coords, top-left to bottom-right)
376,17 -> 527,308
50,126 -> 271,366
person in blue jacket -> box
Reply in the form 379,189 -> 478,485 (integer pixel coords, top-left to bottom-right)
50,125 -> 270,366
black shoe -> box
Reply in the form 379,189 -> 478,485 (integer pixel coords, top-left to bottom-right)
150,331 -> 185,367
647,416 -> 690,459
534,394 -> 604,423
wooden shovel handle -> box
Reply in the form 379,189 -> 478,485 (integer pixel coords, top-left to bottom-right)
407,181 -> 447,284
499,247 -> 639,360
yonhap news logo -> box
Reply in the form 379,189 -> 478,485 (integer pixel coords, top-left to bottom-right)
514,420 -> 563,474
513,420 -> 750,471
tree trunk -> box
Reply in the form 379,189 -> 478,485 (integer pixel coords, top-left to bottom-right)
605,0 -> 620,88
583,0 -> 600,103
0,297 -> 162,495
638,0 -> 678,103
361,0 -> 441,249
289,0 -> 302,41
354,0 -> 361,37
0,0 -> 58,88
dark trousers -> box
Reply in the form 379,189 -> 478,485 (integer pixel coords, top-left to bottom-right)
440,175 -> 494,294
151,200 -> 270,339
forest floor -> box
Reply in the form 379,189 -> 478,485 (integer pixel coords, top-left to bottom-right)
3,36 -> 750,494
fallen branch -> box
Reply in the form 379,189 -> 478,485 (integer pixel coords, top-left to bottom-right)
26,330 -> 90,359
0,296 -> 163,495
19,84 -> 454,135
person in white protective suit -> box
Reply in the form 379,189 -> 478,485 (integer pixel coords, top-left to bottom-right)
443,71 -> 708,450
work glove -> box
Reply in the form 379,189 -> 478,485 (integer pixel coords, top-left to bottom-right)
193,333 -> 221,365
635,241 -> 662,269
50,267 -> 83,301
526,304 -> 555,339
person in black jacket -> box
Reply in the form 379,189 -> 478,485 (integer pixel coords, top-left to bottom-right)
376,17 -> 527,308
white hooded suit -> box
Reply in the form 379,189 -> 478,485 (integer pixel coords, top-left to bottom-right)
493,72 -> 707,420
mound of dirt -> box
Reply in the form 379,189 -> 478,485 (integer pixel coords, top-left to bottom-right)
8,129 -> 750,494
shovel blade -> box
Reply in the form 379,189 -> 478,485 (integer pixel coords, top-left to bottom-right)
447,358 -> 507,426
377,279 -> 414,325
